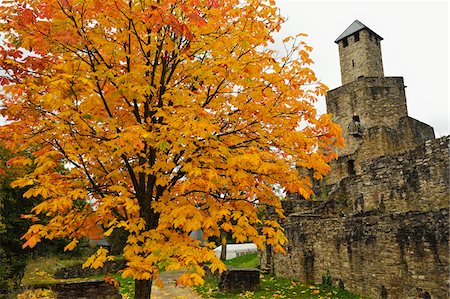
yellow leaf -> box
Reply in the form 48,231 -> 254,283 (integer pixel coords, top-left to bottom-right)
64,239 -> 78,251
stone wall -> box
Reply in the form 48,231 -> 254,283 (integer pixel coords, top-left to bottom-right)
277,136 -> 450,298
273,208 -> 448,299
27,279 -> 121,299
55,260 -> 126,279
323,136 -> 449,213
338,29 -> 384,85
219,268 -> 260,292
327,77 -> 434,163
326,119 -> 435,185
52,280 -> 120,299
327,77 -> 408,129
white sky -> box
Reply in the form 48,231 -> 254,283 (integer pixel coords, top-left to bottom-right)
274,0 -> 449,137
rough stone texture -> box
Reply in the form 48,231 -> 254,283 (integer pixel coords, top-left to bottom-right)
218,268 -> 260,292
54,260 -> 126,279
273,209 -> 448,299
323,136 -> 449,213
326,77 -> 435,165
33,279 -> 121,299
338,29 -> 384,85
327,77 -> 408,130
272,21 -> 449,299
329,117 -> 435,184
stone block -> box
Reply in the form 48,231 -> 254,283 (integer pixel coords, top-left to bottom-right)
28,279 -> 121,299
218,268 -> 260,292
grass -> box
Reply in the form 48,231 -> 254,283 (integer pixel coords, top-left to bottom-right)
21,256 -> 91,286
195,276 -> 365,299
194,253 -> 367,299
20,256 -> 135,299
224,253 -> 258,268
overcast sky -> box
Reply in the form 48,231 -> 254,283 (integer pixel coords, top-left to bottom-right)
273,0 -> 449,137
1,1 -> 448,137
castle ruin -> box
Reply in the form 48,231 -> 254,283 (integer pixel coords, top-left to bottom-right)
264,20 -> 449,298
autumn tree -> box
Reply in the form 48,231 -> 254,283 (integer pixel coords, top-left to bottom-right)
0,0 -> 342,297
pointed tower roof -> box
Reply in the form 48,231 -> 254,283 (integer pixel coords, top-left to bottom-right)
334,20 -> 383,43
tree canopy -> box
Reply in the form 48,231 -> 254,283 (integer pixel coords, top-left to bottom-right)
0,0 -> 342,297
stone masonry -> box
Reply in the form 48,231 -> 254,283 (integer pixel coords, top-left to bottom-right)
337,20 -> 384,85
274,208 -> 448,299
266,20 -> 449,298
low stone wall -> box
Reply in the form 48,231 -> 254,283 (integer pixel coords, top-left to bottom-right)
53,279 -> 120,299
54,260 -> 126,279
271,208 -> 448,298
26,279 -> 121,299
218,268 -> 260,292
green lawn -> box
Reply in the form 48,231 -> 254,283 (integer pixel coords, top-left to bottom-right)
194,253 -> 367,299
223,253 -> 259,268
195,275 -> 365,299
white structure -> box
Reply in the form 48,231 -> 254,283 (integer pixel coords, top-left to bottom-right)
213,243 -> 258,260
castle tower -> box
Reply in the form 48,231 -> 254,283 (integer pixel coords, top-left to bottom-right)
335,20 -> 384,85
324,20 -> 435,185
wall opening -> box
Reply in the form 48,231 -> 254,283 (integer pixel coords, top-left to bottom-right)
422,291 -> 431,299
343,38 -> 348,48
347,160 -> 356,176
354,32 -> 360,42
303,250 -> 315,282
353,115 -> 360,122
352,60 -> 355,67
380,285 -> 388,299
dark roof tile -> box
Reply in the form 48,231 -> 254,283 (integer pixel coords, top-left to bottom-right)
335,20 -> 383,43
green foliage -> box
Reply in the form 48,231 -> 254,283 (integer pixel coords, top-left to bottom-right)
0,147 -> 35,298
115,274 -> 135,299
223,253 -> 258,268
322,270 -> 333,287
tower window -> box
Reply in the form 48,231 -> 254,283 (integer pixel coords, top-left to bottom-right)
352,60 -> 355,67
353,115 -> 360,122
354,32 -> 360,42
343,38 -> 348,48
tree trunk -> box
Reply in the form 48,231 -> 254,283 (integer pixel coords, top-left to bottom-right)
135,279 -> 153,299
220,231 -> 227,261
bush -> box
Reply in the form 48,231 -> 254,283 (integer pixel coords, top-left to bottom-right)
321,270 -> 333,287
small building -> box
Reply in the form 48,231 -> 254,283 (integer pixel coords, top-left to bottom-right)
214,243 -> 258,260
